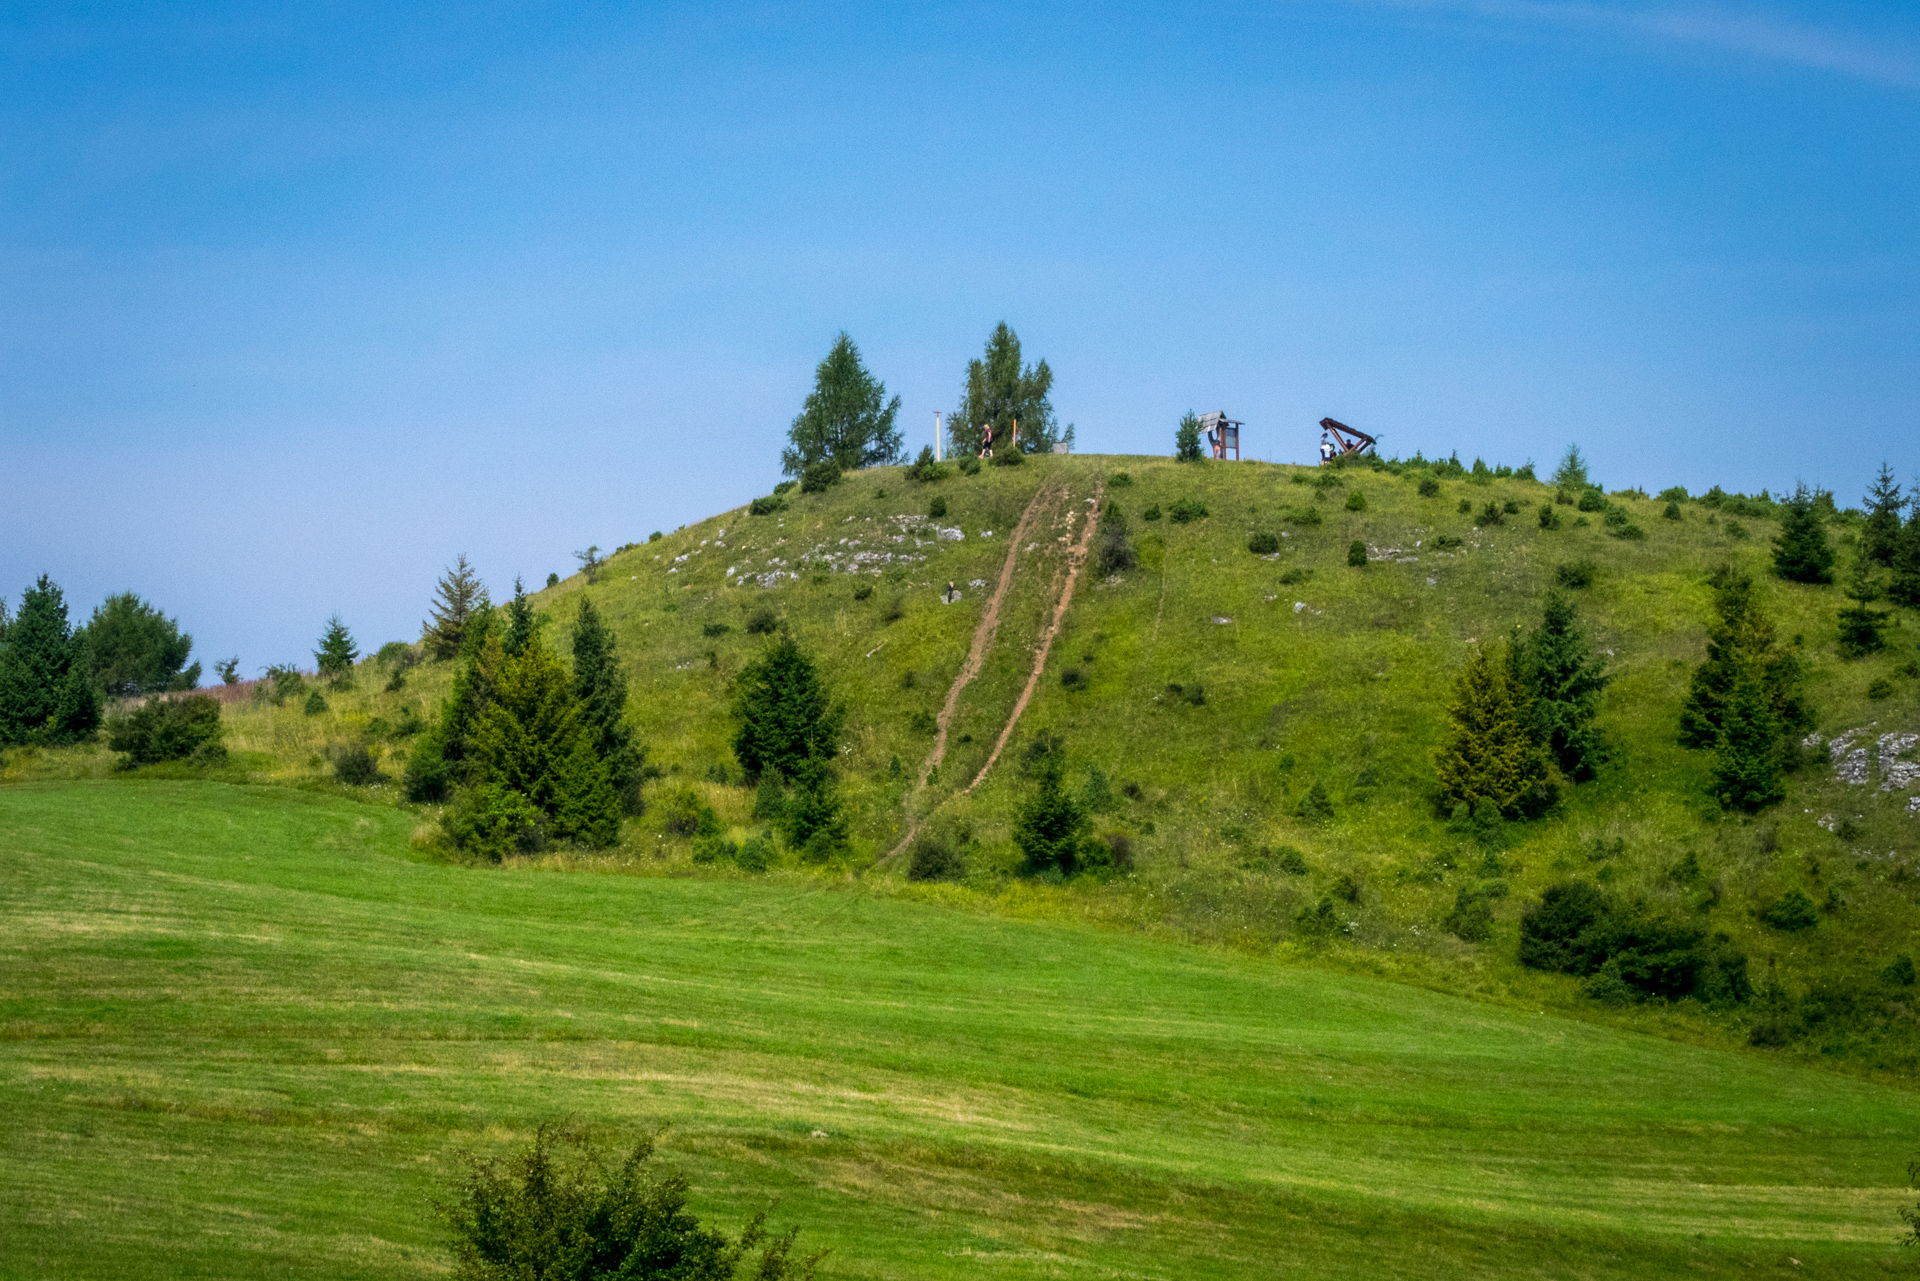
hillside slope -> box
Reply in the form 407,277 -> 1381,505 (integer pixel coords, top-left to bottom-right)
114,450 -> 1920,1070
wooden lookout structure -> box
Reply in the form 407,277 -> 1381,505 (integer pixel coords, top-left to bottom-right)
1318,417 -> 1377,464
1199,411 -> 1243,460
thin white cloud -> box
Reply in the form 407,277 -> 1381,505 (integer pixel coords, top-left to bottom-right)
1373,1 -> 1920,89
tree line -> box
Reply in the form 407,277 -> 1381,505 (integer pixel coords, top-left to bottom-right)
778,322 -> 1068,493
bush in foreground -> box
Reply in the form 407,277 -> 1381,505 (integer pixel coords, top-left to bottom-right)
439,1124 -> 824,1281
106,695 -> 226,767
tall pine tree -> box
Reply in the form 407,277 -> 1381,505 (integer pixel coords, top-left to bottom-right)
0,576 -> 101,746
1679,569 -> 1810,749
1772,483 -> 1835,584
422,554 -> 485,660
1013,748 -> 1092,876
947,323 -> 1067,457
1519,591 -> 1609,781
1836,552 -> 1890,658
314,614 -> 359,678
1863,462 -> 1905,566
467,634 -> 620,848
732,633 -> 843,781
571,596 -> 646,814
502,578 -> 536,657
1434,641 -> 1550,818
1713,656 -> 1784,812
1890,494 -> 1920,610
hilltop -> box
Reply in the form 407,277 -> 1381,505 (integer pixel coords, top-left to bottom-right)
24,450 -> 1919,1072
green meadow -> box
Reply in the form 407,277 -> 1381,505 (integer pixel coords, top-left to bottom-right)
4,780 -> 1919,1278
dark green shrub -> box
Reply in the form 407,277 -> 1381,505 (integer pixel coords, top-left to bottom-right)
1169,498 -> 1208,524
960,457 -> 981,476
1093,515 -> 1137,575
332,744 -> 383,785
1274,845 -> 1309,875
799,460 -> 842,493
852,583 -> 873,601
749,494 -> 788,516
1248,532 -> 1280,555
1458,498 -> 1472,514
1759,888 -> 1818,931
1576,488 -> 1607,513
1538,504 -> 1562,530
303,690 -> 328,716
662,789 -> 712,838
1278,567 -> 1313,585
1344,490 -> 1367,512
882,596 -> 905,623
439,1124 -> 823,1281
1446,884 -> 1496,942
1296,781 -> 1334,823
744,608 -> 779,635
1061,667 -> 1088,691
393,706 -> 425,737
214,656 -> 241,685
1347,540 -> 1368,567
1417,477 -> 1440,498
691,833 -> 736,865
702,622 -> 731,638
1174,411 -> 1203,461
1882,954 -> 1916,987
928,495 -> 948,519
905,445 -> 948,484
403,731 -> 452,802
1287,506 -> 1324,526
443,783 -> 545,861
1502,498 -> 1521,515
907,834 -> 965,882
1663,501 -> 1682,521
1609,521 -> 1646,541
990,448 -> 1023,467
1141,504 -> 1162,521
1517,882 -> 1610,973
1475,502 -> 1504,527
1295,896 -> 1338,935
314,614 -> 359,679
1108,471 -> 1133,487
908,710 -> 935,734
1332,873 -> 1360,903
546,572 -> 560,588
735,834 -> 774,873
106,695 -> 226,766
1555,560 -> 1597,589
264,664 -> 305,703
74,591 -> 200,697
1868,677 -> 1894,700
1772,483 -> 1835,584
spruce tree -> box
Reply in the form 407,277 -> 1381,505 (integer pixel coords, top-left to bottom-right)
1551,445 -> 1590,490
1835,553 -> 1889,658
314,614 -> 359,679
1678,569 -> 1810,749
782,757 -> 848,860
1863,462 -> 1905,566
0,576 -> 101,746
1174,412 -> 1202,462
1520,591 -> 1609,781
502,578 -> 536,657
571,596 -> 646,814
1771,484 -> 1835,584
1890,496 -> 1920,610
74,593 -> 198,696
732,633 -> 843,781
781,332 -> 904,476
1434,641 -> 1548,818
1013,750 -> 1091,876
1713,657 -> 1784,812
468,634 -> 620,847
422,554 -> 484,660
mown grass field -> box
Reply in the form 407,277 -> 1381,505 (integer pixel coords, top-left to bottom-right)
4,780 -> 1920,1278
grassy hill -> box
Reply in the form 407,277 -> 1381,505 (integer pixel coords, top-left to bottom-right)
5,780 -> 1919,1278
10,451 -> 1917,1077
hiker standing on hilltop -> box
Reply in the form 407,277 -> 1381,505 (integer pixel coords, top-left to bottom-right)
980,421 -> 994,459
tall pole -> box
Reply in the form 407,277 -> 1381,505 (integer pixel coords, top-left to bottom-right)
934,411 -> 942,462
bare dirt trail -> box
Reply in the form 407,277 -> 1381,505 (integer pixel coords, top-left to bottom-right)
966,480 -> 1103,791
875,481 -> 1065,867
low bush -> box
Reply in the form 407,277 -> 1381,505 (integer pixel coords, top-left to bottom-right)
393,705 -> 425,737
1347,540 -> 1368,567
1168,498 -> 1209,524
1725,520 -> 1748,539
332,744 -> 384,786
1296,781 -> 1334,823
1247,531 -> 1280,555
905,445 -> 949,484
1502,498 -> 1521,514
1287,506 -> 1324,526
1663,501 -> 1683,521
907,834 -> 966,882
1445,881 -> 1505,943
1475,502 -> 1504,527
1432,534 -> 1464,550
106,695 -> 227,767
1108,471 -> 1133,487
1759,888 -> 1819,931
1417,477 -> 1440,498
928,495 -> 947,519
749,494 -> 788,516
1344,490 -> 1367,512
1278,567 -> 1312,585
1576,488 -> 1607,513
1538,504 -> 1562,530
303,690 -> 328,716
1142,504 -> 1162,521
799,460 -> 842,493
1658,486 -> 1689,502
439,1124 -> 824,1281
1518,881 -> 1751,1003
882,596 -> 905,623
1061,667 -> 1088,691
1868,677 -> 1894,700
959,457 -> 981,475
744,608 -> 779,635
1273,845 -> 1309,875
852,583 -> 873,601
1555,560 -> 1597,589
443,784 -> 544,862
1458,498 -> 1472,514
702,622 -> 731,638
691,833 -> 737,864
662,788 -> 717,838
990,449 -> 1024,467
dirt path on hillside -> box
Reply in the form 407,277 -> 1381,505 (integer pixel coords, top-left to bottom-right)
966,481 -> 1103,792
875,480 -> 1067,867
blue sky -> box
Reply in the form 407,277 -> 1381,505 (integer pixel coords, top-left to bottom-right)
3,1 -> 1917,671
